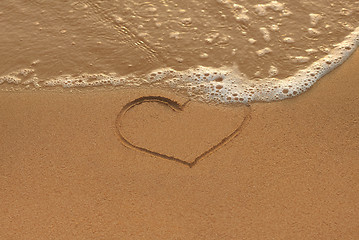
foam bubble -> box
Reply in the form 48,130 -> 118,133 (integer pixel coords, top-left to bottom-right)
290,56 -> 310,63
306,49 -> 319,54
270,24 -> 280,31
283,37 -> 295,43
308,28 -> 321,36
259,27 -> 271,41
248,38 -> 257,44
41,27 -> 358,104
309,13 -> 322,26
268,66 -> 279,77
254,1 -> 285,16
256,47 -> 272,56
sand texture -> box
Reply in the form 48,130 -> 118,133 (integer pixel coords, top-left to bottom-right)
1,0 -> 359,239
0,50 -> 358,240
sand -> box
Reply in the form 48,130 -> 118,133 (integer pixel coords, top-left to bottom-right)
1,1 -> 359,239
0,48 -> 358,240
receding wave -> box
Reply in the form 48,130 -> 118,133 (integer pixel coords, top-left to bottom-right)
0,0 -> 358,104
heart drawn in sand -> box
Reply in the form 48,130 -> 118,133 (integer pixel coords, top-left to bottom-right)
115,96 -> 251,168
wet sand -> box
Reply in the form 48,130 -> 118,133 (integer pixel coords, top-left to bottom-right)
0,50 -> 358,239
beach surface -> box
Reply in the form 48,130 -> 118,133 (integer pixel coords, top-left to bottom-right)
1,0 -> 359,239
0,48 -> 358,240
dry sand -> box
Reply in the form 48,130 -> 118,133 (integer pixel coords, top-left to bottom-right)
0,49 -> 358,240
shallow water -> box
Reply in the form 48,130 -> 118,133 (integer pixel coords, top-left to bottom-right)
0,0 -> 358,103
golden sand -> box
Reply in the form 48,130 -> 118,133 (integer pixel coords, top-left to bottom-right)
0,50 -> 358,240
1,1 -> 359,239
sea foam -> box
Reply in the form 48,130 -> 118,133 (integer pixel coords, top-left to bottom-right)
38,27 -> 359,104
1,27 -> 358,104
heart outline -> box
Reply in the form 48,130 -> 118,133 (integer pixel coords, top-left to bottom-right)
116,96 -> 251,168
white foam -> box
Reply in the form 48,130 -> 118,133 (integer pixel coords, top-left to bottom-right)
1,26 -> 359,105
256,47 -> 272,56
268,66 -> 279,77
308,28 -> 321,36
290,56 -> 310,63
259,27 -> 271,41
309,13 -> 322,26
270,24 -> 280,31
254,1 -> 284,16
248,38 -> 257,44
305,49 -> 318,54
283,37 -> 294,43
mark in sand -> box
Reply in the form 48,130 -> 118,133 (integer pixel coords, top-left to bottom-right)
116,96 -> 252,168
